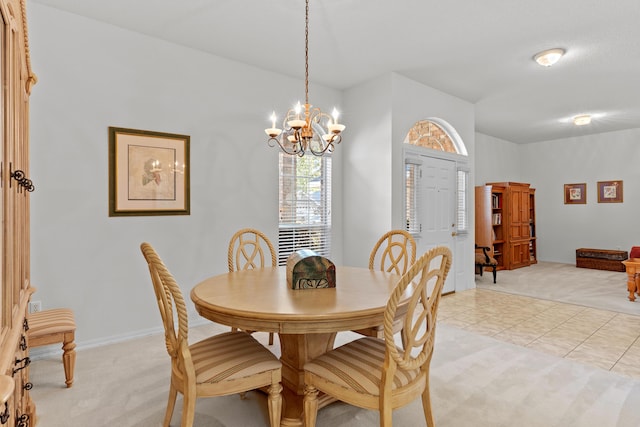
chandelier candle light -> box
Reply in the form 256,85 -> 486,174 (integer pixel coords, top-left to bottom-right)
265,0 -> 345,157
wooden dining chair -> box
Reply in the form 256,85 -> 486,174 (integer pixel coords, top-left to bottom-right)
228,228 -> 277,345
369,230 -> 417,275
303,246 -> 451,427
352,229 -> 416,339
140,242 -> 282,427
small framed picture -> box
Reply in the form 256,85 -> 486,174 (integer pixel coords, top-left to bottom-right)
564,183 -> 586,204
109,127 -> 190,216
597,180 -> 623,203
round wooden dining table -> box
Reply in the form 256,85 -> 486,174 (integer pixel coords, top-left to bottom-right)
190,266 -> 408,427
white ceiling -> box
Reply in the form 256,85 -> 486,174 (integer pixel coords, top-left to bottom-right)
30,0 -> 640,144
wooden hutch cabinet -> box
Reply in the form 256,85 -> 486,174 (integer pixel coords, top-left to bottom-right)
529,188 -> 537,265
475,185 -> 501,266
476,182 -> 536,270
0,0 -> 37,425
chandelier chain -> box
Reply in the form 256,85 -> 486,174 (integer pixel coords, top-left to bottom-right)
305,0 -> 309,106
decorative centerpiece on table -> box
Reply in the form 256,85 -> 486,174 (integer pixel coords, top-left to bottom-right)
286,249 -> 336,289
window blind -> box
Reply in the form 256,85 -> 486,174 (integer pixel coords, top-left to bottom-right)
405,158 -> 422,235
278,153 -> 332,265
456,168 -> 469,234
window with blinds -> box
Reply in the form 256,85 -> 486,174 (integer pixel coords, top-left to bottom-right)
405,158 -> 422,235
278,153 -> 332,265
456,169 -> 469,234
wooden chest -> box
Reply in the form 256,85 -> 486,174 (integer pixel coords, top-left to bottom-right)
576,248 -> 628,272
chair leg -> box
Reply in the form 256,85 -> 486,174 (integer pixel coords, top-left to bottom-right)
492,266 -> 497,284
421,371 -> 435,427
181,391 -> 196,427
269,332 -> 274,346
303,384 -> 319,427
478,265 -> 483,277
61,331 -> 76,388
380,396 -> 393,427
267,382 -> 283,427
163,384 -> 178,427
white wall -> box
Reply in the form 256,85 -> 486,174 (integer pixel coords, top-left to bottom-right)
476,129 -> 640,265
28,4 -> 343,345
341,75 -> 393,267
519,128 -> 640,264
342,73 -> 476,290
474,133 -> 522,184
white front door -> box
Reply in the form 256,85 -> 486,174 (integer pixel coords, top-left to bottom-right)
415,155 -> 457,293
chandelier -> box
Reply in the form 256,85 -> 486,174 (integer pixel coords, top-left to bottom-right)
265,0 -> 345,157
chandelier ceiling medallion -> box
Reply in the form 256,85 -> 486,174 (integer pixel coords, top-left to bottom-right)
265,0 -> 345,157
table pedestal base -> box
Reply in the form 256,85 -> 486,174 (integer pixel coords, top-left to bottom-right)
278,333 -> 337,427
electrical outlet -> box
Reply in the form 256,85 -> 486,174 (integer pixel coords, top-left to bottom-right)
29,301 -> 42,313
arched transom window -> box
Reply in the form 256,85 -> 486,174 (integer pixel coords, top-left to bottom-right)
404,119 -> 458,153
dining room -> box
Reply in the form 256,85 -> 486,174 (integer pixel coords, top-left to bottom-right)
27,0 -> 640,362
21,1 -> 640,426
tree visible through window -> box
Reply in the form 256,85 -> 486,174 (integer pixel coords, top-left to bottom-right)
405,120 -> 457,152
278,154 -> 332,265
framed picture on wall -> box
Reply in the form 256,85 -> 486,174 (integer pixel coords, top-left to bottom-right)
109,127 -> 190,216
597,180 -> 623,203
564,183 -> 586,204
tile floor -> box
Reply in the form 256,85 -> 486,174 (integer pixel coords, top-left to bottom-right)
437,288 -> 640,379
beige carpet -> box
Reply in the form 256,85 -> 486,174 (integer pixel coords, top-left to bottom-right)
476,261 -> 640,316
30,318 -> 640,426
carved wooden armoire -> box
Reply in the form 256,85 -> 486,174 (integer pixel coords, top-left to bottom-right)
0,0 -> 37,425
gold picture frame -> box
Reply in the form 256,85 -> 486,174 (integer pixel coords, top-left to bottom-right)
109,127 -> 190,216
597,180 -> 623,203
564,183 -> 586,204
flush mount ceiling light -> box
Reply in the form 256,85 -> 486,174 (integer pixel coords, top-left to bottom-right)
573,114 -> 592,126
533,48 -> 565,67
